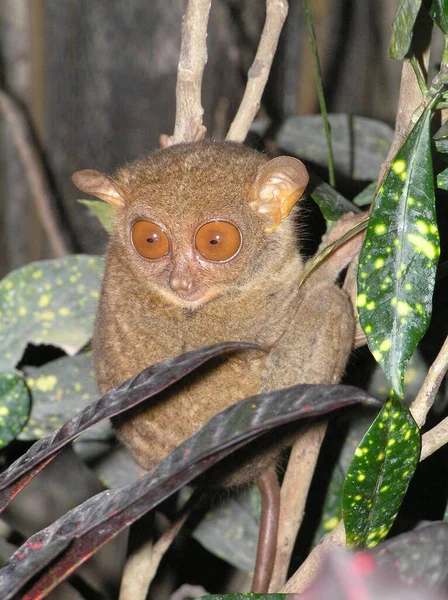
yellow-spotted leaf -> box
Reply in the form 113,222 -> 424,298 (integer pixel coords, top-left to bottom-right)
342,391 -> 420,549
437,166 -> 448,190
0,372 -> 31,449
357,104 -> 439,397
0,255 -> 103,371
389,0 -> 422,59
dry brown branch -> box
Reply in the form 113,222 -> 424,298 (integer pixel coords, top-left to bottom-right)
119,511 -> 189,600
280,520 -> 346,594
0,89 -> 69,257
421,416 -> 448,461
226,0 -> 288,142
269,423 -> 327,591
164,0 -> 211,147
410,335 -> 448,428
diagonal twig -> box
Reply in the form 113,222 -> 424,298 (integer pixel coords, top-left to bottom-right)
0,89 -> 69,257
226,0 -> 288,142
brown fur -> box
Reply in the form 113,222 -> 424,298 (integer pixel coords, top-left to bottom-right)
75,141 -> 356,487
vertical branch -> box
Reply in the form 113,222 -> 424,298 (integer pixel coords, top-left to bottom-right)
164,0 -> 211,147
226,0 -> 288,142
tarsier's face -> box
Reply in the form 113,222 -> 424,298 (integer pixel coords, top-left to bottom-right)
72,142 -> 309,309
130,216 -> 243,307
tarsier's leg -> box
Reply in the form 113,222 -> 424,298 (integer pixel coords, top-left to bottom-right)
253,212 -> 367,592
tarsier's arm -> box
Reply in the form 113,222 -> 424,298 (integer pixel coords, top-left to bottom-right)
261,211 -> 367,394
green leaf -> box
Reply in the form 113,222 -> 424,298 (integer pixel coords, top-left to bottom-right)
277,115 -> 393,181
192,485 -> 260,572
353,181 -> 377,208
78,199 -> 115,234
0,372 -> 31,449
308,174 -> 359,220
20,354 -> 108,441
357,104 -> 439,397
0,255 -> 103,371
389,0 -> 422,59
342,391 -> 420,549
435,135 -> 448,153
437,166 -> 448,189
430,0 -> 448,33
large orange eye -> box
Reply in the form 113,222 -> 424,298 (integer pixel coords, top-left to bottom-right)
132,220 -> 169,259
195,221 -> 241,261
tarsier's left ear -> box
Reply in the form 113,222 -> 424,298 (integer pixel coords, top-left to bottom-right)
72,169 -> 125,209
250,157 -> 309,232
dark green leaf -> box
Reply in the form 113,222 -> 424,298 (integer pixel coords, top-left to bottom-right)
308,173 -> 360,220
437,166 -> 448,190
0,372 -> 31,449
430,0 -> 448,33
78,199 -> 114,234
435,135 -> 448,154
343,391 -> 420,548
192,485 -> 260,572
357,104 -> 439,397
276,115 -> 393,181
389,0 -> 422,59
20,354 -> 104,441
0,255 -> 103,371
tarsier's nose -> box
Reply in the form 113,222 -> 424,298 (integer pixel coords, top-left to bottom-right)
170,275 -> 193,293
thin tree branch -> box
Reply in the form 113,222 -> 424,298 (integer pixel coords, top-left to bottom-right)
226,0 -> 288,142
280,520 -> 346,594
119,511 -> 189,600
0,89 -> 70,257
421,416 -> 448,461
410,335 -> 448,428
269,423 -> 327,591
164,0 -> 211,147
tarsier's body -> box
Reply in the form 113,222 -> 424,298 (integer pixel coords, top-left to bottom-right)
73,141 -> 356,486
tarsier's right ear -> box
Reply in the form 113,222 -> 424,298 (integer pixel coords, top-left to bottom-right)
72,169 -> 125,209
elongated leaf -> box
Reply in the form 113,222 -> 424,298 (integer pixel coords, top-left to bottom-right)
389,0 -> 422,59
357,104 -> 439,397
0,372 -> 31,448
0,384 -> 378,599
0,255 -> 103,370
430,0 -> 448,33
78,199 -> 114,234
342,392 -> 420,548
308,173 -> 360,220
0,342 -> 257,511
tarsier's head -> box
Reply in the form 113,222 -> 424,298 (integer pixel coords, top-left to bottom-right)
72,142 -> 308,310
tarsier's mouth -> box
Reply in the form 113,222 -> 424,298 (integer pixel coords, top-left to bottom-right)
158,286 -> 224,310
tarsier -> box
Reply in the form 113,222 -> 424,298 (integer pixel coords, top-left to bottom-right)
73,140 -> 360,590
